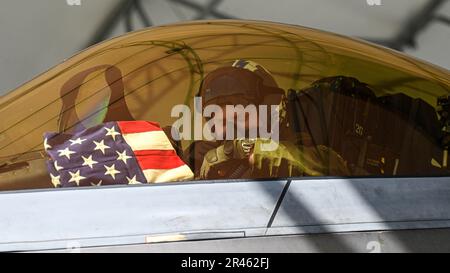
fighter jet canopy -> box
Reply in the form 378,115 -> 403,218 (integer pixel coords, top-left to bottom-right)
0,20 -> 449,190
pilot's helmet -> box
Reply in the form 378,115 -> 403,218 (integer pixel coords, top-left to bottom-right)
199,59 -> 284,107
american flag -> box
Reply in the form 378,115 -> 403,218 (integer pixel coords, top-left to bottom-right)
44,121 -> 193,187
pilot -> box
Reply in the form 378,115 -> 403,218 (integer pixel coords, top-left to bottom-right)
182,59 -> 350,180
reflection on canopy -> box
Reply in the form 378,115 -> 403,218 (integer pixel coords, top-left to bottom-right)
0,20 -> 449,190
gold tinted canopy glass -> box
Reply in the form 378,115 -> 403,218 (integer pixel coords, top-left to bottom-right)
0,20 -> 449,190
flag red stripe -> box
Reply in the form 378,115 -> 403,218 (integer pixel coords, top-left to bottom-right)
134,150 -> 187,170
118,121 -> 162,134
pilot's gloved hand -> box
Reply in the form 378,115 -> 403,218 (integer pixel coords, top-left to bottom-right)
200,139 -> 351,179
199,139 -> 253,179
250,139 -> 351,177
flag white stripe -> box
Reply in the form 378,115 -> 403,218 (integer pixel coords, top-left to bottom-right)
122,131 -> 174,151
143,165 -> 194,183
